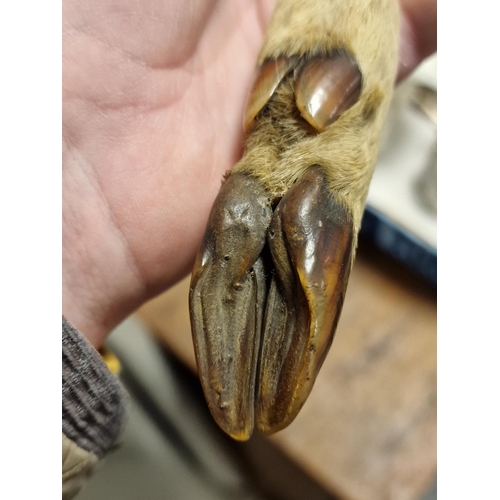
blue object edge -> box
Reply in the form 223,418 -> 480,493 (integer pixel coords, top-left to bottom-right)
359,205 -> 437,287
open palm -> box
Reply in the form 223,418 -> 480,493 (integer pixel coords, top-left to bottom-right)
63,0 -> 435,346
63,0 -> 276,343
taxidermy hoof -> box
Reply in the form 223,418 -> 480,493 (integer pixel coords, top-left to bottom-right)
189,0 -> 399,440
190,167 -> 353,439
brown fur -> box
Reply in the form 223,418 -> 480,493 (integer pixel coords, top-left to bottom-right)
233,0 -> 399,243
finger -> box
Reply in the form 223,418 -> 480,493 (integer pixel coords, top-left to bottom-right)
397,0 -> 437,81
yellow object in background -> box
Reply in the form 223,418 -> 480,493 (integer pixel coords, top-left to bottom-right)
99,345 -> 121,375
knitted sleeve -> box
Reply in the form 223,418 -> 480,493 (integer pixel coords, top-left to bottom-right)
62,316 -> 127,499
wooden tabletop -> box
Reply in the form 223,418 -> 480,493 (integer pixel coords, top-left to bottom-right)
137,241 -> 436,500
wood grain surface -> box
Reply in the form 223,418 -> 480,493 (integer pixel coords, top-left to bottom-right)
136,242 -> 436,500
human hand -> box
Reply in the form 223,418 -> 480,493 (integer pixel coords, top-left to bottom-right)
63,0 -> 436,347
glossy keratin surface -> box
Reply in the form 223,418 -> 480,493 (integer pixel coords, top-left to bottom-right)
295,55 -> 362,132
190,168 -> 353,439
244,57 -> 298,133
189,174 -> 272,440
256,166 -> 353,433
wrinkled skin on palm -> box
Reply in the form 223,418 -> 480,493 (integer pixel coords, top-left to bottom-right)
190,0 -> 399,440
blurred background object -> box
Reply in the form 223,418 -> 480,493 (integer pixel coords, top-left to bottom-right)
78,317 -> 341,500
80,249 -> 436,499
79,55 -> 437,500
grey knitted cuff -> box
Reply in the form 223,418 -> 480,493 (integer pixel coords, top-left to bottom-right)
62,316 -> 127,458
